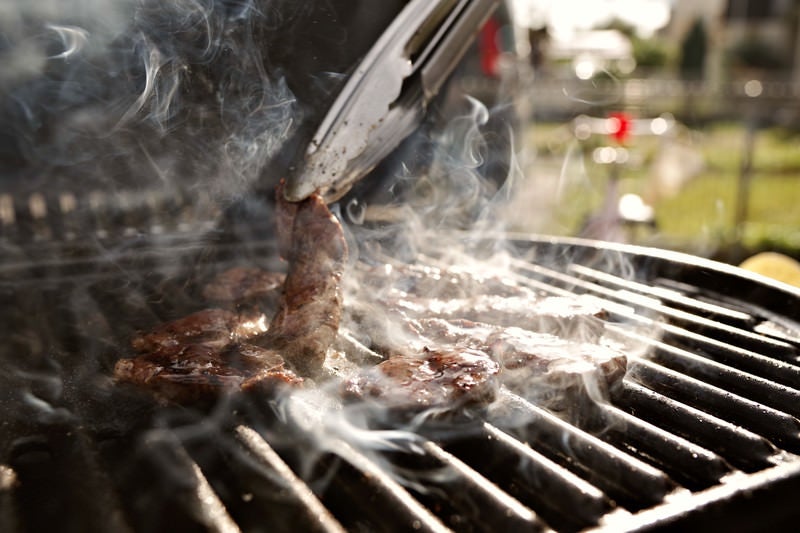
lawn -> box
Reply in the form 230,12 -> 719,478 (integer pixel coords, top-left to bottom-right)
517,121 -> 800,262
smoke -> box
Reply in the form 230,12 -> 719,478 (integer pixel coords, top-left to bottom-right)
0,2 -> 664,511
0,0 -> 300,204
404,96 -> 516,232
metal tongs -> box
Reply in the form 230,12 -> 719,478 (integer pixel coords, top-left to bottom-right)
283,0 -> 500,203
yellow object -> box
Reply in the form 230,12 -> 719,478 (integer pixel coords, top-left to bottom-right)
739,252 -> 800,288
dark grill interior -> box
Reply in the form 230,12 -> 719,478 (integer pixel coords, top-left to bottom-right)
1,196 -> 800,533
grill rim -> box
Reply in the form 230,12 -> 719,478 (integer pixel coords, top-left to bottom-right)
500,232 -> 800,304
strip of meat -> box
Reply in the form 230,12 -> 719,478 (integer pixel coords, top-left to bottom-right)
114,343 -> 302,403
343,347 -> 500,411
262,181 -> 348,375
129,308 -> 269,357
202,267 -> 285,309
115,183 -> 347,400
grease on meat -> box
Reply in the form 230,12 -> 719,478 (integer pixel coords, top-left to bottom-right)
343,347 -> 500,410
114,342 -> 302,403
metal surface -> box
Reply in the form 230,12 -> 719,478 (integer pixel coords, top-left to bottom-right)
283,0 -> 500,203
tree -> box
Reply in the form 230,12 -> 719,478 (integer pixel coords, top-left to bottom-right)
680,18 -> 707,80
600,18 -> 669,73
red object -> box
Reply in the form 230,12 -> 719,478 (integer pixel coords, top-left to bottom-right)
479,17 -> 501,77
608,112 -> 632,144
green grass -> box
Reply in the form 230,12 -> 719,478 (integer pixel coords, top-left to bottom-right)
522,121 -> 800,261
701,124 -> 800,174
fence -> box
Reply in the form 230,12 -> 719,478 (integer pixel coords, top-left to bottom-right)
525,77 -> 800,124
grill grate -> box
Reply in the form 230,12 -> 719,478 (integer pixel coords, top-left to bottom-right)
1,232 -> 800,532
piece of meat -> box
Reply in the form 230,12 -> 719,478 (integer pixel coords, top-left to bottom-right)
492,333 -> 627,411
262,182 -> 347,375
342,292 -> 609,360
114,343 -> 302,403
411,317 -> 627,409
116,182 -> 347,401
129,307 -> 270,357
354,261 -> 529,299
387,294 -> 608,341
202,267 -> 285,310
130,308 -> 240,355
343,347 -> 500,410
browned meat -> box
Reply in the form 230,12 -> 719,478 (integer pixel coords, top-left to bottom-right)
354,261 -> 529,299
114,343 -> 302,403
387,294 -> 608,341
262,182 -> 347,375
410,318 -> 627,409
342,292 -> 609,360
343,347 -> 500,410
116,182 -> 347,401
202,267 -> 285,309
130,308 -> 240,355
129,307 -> 270,357
275,185 -> 299,258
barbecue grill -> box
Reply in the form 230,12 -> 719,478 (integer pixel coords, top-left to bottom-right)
4,2 -> 800,532
2,193 -> 800,532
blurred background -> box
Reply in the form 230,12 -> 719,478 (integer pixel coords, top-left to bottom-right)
470,0 -> 800,283
2,0 -> 799,286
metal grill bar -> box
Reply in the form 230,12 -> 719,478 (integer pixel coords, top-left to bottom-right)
0,465 -> 19,533
657,321 -> 800,389
233,425 -> 346,533
137,433 -> 241,533
569,265 -> 800,387
591,460 -> 800,532
6,426 -> 133,533
187,460 -> 242,533
321,440 -> 453,533
568,264 -> 754,326
517,259 -> 795,357
613,381 -> 777,472
627,358 -> 800,451
0,189 -> 220,246
637,335 -> 800,418
417,440 -> 542,531
477,422 -> 613,530
505,250 -> 800,445
591,403 -> 730,489
492,389 -> 675,509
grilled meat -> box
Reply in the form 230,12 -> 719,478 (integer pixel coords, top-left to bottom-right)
339,308 -> 624,411
114,342 -> 302,403
348,256 -> 608,345
202,267 -> 285,310
343,347 -> 500,410
387,294 -> 608,341
341,272 -> 623,412
116,176 -> 621,411
262,182 -> 348,375
412,317 -> 626,405
115,182 -> 347,400
343,292 -> 609,360
129,308 -> 268,356
354,261 -> 529,299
